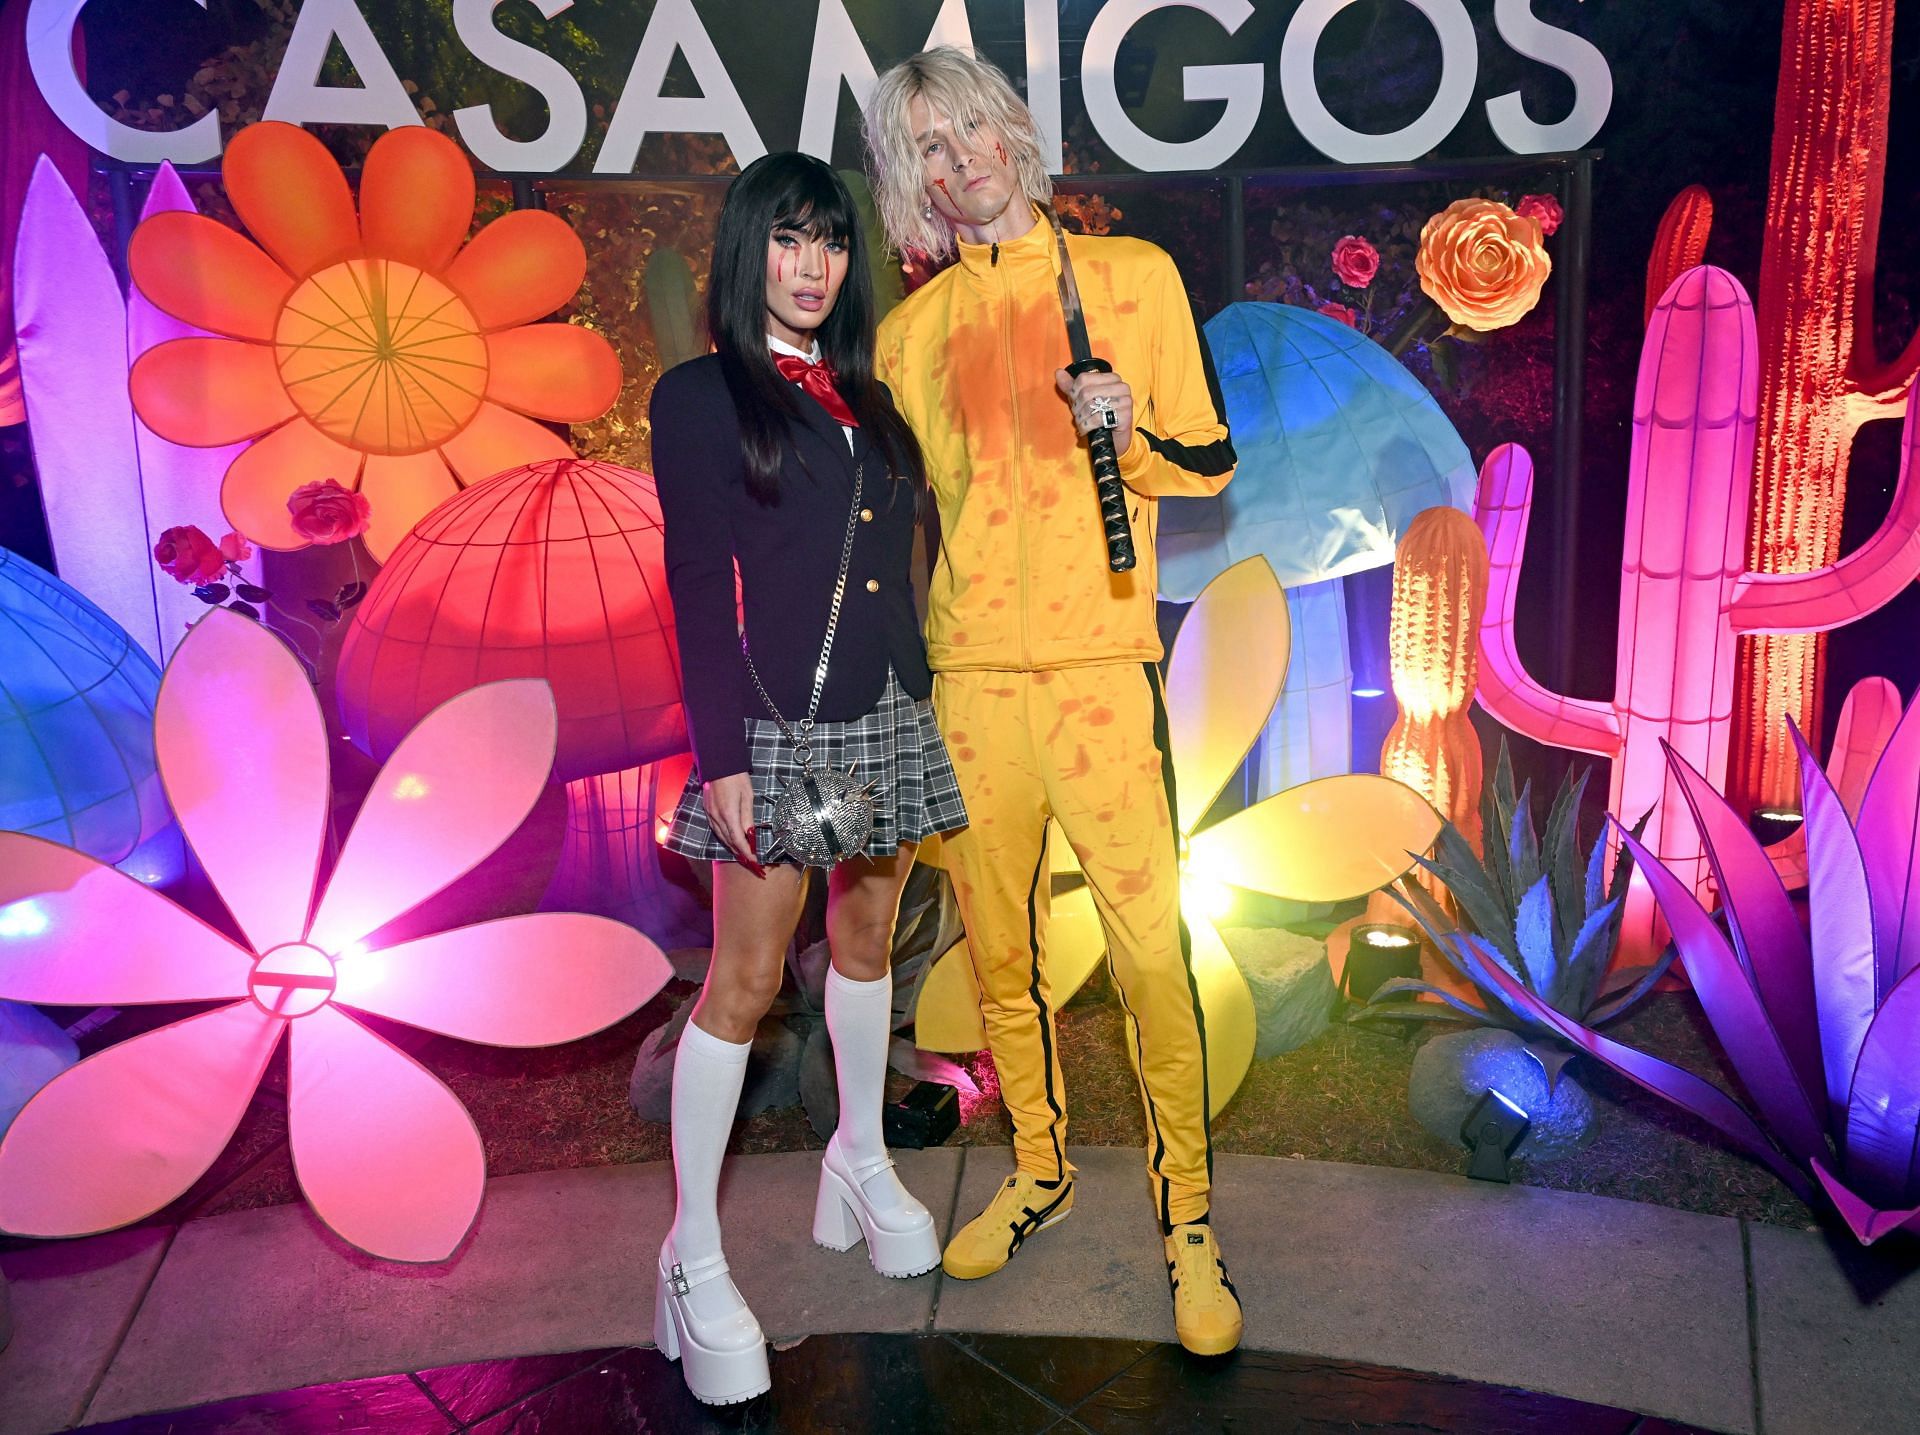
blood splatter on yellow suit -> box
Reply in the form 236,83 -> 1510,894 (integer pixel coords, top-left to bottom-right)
878,209 -> 1234,1227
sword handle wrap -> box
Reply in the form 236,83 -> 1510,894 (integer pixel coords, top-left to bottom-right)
1067,357 -> 1136,573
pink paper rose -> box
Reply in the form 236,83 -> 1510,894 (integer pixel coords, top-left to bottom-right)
1515,194 -> 1564,237
218,531 -> 253,564
153,525 -> 226,586
1330,235 -> 1380,289
287,480 -> 372,546
1316,301 -> 1360,328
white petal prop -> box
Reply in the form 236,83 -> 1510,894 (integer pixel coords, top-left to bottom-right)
306,681 -> 558,955
336,914 -> 668,1046
155,610 -> 330,954
0,834 -> 249,1004
1188,775 -> 1441,903
287,1007 -> 485,1262
1164,557 -> 1291,836
13,157 -> 160,659
0,1001 -> 282,1237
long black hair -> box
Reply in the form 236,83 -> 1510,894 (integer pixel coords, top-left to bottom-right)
708,152 -> 926,503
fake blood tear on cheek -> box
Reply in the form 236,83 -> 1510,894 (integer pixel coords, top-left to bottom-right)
995,142 -> 1007,165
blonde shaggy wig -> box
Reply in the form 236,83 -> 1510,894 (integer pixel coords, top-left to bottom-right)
863,46 -> 1053,261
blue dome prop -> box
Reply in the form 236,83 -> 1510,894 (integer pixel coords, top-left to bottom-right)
1,549 -> 182,884
1158,302 -> 1476,601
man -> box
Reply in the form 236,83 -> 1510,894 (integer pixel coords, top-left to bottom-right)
865,47 -> 1241,1355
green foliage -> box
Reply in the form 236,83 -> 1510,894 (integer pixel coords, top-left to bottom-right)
1353,742 -> 1672,1055
642,246 -> 705,372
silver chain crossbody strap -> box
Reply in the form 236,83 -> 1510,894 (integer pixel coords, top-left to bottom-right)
739,457 -> 880,866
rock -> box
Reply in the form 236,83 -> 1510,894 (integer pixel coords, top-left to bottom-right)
628,1005 -> 803,1125
1221,927 -> 1336,1059
1407,1028 -> 1595,1162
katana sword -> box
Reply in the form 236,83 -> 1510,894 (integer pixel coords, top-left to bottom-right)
1042,206 -> 1136,573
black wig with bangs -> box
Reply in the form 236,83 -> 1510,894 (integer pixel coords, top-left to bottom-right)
707,152 -> 925,502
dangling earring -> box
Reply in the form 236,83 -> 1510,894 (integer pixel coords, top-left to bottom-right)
922,201 -> 935,220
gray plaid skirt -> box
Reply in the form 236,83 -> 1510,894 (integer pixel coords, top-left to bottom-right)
663,669 -> 968,866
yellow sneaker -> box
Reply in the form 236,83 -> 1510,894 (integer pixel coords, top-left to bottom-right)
940,1173 -> 1075,1279
1166,1223 -> 1242,1356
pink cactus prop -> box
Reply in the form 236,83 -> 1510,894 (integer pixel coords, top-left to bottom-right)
1476,266 -> 1920,961
0,611 -> 669,1262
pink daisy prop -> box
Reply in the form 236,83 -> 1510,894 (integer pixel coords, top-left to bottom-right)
0,610 -> 668,1262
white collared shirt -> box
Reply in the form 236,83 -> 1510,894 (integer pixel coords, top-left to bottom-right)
767,334 -> 853,452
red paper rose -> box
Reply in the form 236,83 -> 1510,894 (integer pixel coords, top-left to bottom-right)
1515,194 -> 1564,237
1330,235 -> 1380,289
1316,301 -> 1360,328
153,525 -> 226,586
218,531 -> 253,564
287,480 -> 372,545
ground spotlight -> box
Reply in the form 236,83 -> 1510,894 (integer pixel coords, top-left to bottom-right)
1342,922 -> 1421,1004
1462,1089 -> 1530,1183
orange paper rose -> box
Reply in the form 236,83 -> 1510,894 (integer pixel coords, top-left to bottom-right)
288,479 -> 372,544
127,123 -> 623,561
1414,198 -> 1551,333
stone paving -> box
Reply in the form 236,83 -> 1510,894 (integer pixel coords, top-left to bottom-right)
3,1148 -> 1917,1434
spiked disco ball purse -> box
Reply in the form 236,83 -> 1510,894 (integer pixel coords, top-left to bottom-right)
740,459 -> 880,866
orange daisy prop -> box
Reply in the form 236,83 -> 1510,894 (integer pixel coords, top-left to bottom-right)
127,123 -> 622,561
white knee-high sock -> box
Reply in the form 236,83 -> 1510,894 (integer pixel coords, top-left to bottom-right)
825,965 -> 893,1168
668,1019 -> 750,1266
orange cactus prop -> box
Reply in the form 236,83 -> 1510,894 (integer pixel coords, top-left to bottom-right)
127,124 -> 622,562
1730,0 -> 1920,812
1645,185 -> 1714,328
1380,507 -> 1490,850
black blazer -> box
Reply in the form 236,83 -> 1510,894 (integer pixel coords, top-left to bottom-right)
651,354 -> 932,781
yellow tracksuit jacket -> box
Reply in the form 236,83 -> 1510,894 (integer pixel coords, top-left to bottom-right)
878,209 -> 1234,1228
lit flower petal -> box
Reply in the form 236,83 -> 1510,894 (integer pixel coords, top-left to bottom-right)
223,121 -> 358,279
336,913 -> 668,1045
221,418 -> 365,551
306,681 -> 558,954
437,400 -> 572,487
1164,556 -> 1290,835
1186,918 -> 1255,1119
129,337 -> 295,446
127,211 -> 293,341
913,944 -> 986,1054
359,450 -> 458,561
484,323 -> 623,422
155,610 -> 330,953
1044,884 -> 1108,1006
0,834 -> 250,1004
359,126 -> 476,272
288,1007 -> 483,1262
1188,774 -> 1440,902
0,1001 -> 282,1237
445,211 -> 587,331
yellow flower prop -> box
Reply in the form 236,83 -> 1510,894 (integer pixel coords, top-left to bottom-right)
1415,198 -> 1551,333
915,557 -> 1443,1112
128,123 -> 622,561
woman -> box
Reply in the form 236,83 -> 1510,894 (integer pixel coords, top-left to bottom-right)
649,152 -> 966,1406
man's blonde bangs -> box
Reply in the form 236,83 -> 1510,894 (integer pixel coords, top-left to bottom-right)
864,46 -> 1053,260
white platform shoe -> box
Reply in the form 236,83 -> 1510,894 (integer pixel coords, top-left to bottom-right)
812,1135 -> 941,1278
653,1243 -> 770,1405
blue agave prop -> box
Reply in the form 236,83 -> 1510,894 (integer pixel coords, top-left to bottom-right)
1355,746 -> 1670,1071
1459,695 -> 1920,1243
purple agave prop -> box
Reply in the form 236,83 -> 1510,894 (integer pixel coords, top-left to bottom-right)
1458,692 -> 1920,1245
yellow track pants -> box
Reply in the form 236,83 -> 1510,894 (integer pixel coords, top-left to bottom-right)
934,662 -> 1212,1228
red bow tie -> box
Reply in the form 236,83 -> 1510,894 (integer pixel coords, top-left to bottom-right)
774,353 -> 859,429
